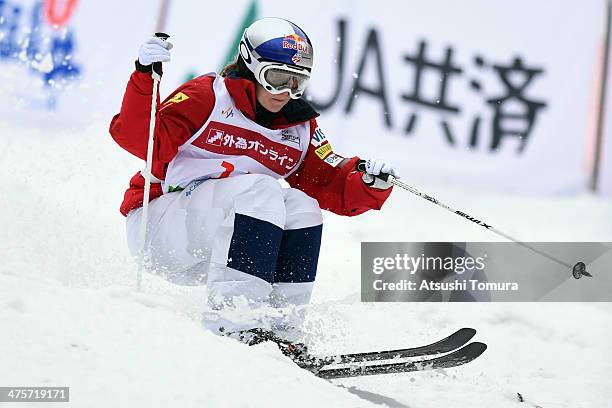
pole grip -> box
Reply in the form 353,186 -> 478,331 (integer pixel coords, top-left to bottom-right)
355,159 -> 391,182
152,32 -> 170,77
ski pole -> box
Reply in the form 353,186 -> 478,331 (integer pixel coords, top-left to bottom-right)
137,32 -> 170,291
356,160 -> 591,279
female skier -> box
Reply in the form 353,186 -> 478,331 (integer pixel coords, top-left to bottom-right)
110,17 -> 396,343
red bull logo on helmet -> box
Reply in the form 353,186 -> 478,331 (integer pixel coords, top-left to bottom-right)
282,34 -> 310,53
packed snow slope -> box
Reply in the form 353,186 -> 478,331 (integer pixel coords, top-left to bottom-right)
1,121 -> 611,408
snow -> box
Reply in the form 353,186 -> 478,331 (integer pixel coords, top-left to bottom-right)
1,121 -> 612,407
1,275 -> 370,407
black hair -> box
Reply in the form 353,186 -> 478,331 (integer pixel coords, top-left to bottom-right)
220,55 -> 256,83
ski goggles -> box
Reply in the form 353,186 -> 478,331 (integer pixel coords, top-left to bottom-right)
257,63 -> 310,99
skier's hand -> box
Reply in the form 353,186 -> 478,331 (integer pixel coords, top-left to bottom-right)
361,159 -> 396,190
138,36 -> 173,67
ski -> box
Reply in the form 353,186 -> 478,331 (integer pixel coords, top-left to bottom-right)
286,327 -> 476,371
248,327 -> 484,379
307,327 -> 476,367
313,342 -> 487,379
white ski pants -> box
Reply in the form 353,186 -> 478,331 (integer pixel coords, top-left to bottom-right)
126,174 -> 323,339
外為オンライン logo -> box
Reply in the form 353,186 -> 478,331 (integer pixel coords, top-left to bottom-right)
0,0 -> 82,109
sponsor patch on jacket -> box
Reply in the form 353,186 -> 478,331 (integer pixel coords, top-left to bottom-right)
167,92 -> 189,104
281,129 -> 300,145
192,121 -> 302,175
311,127 -> 327,147
222,106 -> 234,118
323,153 -> 344,167
315,143 -> 333,159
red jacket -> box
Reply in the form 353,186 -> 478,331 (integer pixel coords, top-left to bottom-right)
110,70 -> 391,216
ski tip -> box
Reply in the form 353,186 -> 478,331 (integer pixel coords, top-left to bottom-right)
466,341 -> 487,354
448,342 -> 487,368
457,327 -> 477,339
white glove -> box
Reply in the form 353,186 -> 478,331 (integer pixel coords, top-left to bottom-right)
362,159 -> 396,190
138,37 -> 173,66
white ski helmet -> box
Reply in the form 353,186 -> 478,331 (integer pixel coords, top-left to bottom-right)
239,17 -> 313,99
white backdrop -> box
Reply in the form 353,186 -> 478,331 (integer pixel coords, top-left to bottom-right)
0,0 -> 159,129
162,0 -> 606,194
1,1 -> 607,194
601,31 -> 612,195
601,121 -> 612,195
